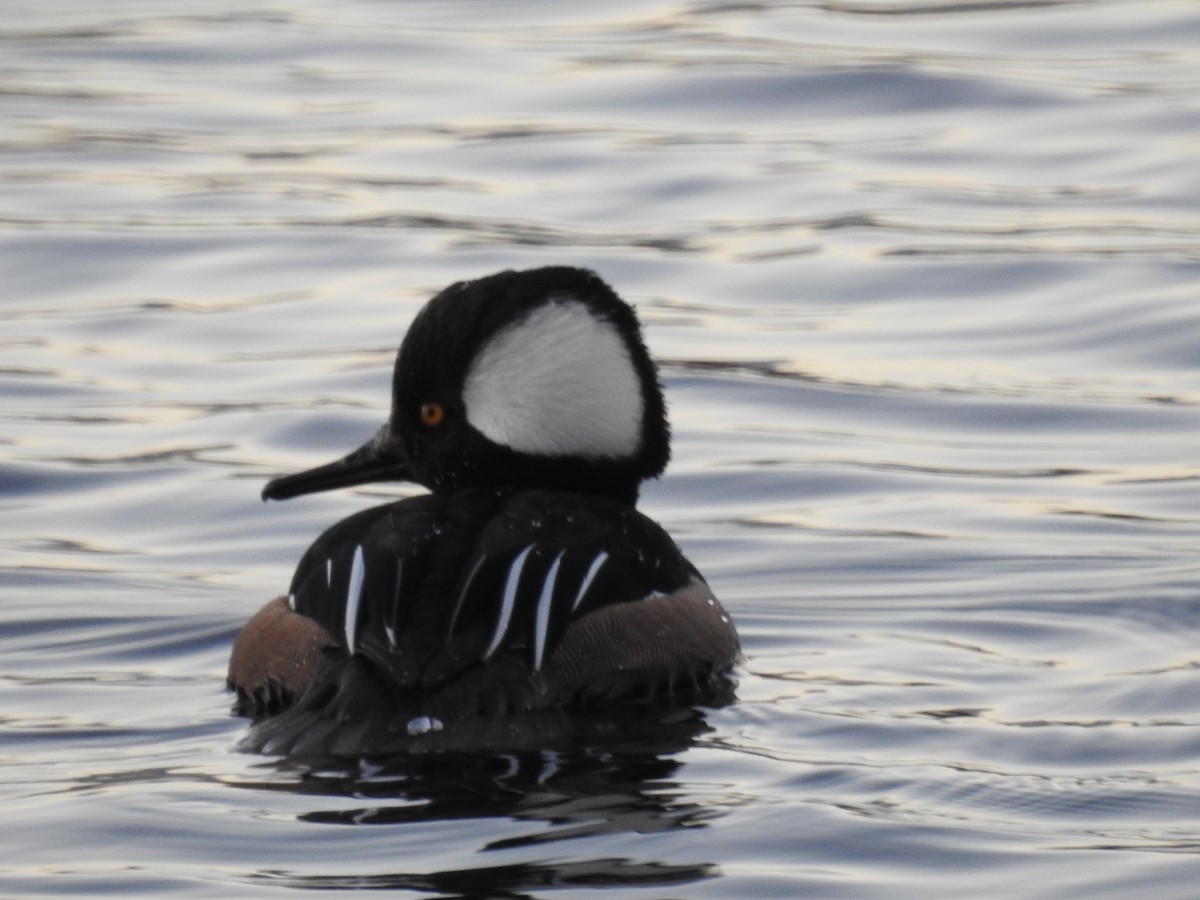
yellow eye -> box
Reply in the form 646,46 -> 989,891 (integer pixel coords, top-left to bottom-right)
419,402 -> 445,427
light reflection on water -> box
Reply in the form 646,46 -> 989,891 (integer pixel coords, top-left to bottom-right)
2,0 -> 1200,897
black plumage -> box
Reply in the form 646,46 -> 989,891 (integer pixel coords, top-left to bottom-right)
229,266 -> 739,754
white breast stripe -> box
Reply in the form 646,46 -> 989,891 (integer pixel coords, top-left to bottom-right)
325,557 -> 332,587
483,544 -> 535,660
571,550 -> 609,612
446,554 -> 487,638
385,560 -> 402,649
345,545 -> 366,654
533,550 -> 566,671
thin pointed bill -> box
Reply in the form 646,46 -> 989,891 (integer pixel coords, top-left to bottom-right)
262,424 -> 408,501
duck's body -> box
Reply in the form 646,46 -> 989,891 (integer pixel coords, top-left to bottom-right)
229,267 -> 739,755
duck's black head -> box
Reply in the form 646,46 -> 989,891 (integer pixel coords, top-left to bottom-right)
262,267 -> 670,506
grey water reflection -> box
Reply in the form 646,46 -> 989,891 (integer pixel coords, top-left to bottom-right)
248,859 -> 716,896
232,737 -> 724,894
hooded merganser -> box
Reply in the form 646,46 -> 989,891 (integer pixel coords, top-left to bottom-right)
228,266 -> 739,754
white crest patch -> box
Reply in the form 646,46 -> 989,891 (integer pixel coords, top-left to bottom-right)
463,297 -> 644,459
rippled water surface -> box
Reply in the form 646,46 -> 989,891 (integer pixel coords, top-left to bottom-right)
3,1 -> 1200,897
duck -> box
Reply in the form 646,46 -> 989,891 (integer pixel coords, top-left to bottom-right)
228,266 -> 739,755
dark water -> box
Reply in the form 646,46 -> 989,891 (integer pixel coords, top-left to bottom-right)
2,2 -> 1199,897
